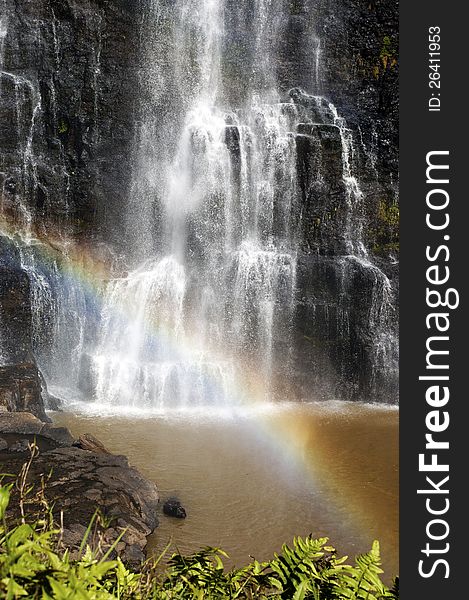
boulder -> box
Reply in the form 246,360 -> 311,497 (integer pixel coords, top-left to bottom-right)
0,411 -> 74,448
0,412 -> 159,565
0,364 -> 50,422
163,497 -> 187,519
74,432 -> 111,454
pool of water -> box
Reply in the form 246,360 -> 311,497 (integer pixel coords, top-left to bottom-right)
52,401 -> 398,578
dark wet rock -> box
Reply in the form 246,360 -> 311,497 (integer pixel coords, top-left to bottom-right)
0,411 -> 159,566
0,264 -> 34,364
0,0 -> 140,245
38,370 -> 63,413
0,411 -> 74,447
281,0 -> 399,207
224,125 -> 241,159
74,432 -> 111,454
163,497 -> 187,519
46,393 -> 64,412
0,254 -> 51,417
293,253 -> 398,402
0,364 -> 50,422
295,123 -> 348,256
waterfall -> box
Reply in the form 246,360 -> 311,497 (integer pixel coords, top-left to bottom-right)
14,240 -> 94,396
0,0 -> 398,407
92,0 -> 301,407
90,0 -> 397,407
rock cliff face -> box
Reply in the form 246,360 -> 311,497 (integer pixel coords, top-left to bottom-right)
279,0 -> 399,400
0,0 -> 140,409
0,260 -> 33,364
0,0 -> 139,243
0,251 -> 49,418
0,0 -> 398,403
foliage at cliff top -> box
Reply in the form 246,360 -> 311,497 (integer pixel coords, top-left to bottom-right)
0,482 -> 398,600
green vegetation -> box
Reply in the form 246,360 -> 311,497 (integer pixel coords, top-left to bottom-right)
379,36 -> 397,70
58,119 -> 69,135
377,201 -> 399,229
370,200 -> 399,257
0,481 -> 398,599
372,35 -> 398,78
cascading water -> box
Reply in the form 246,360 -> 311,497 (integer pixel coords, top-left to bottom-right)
9,239 -> 94,394
91,0 -> 305,408
87,0 -> 398,408
0,0 -> 398,407
288,90 -> 398,397
0,3 -> 100,387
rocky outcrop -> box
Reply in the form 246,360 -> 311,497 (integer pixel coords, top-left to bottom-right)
294,254 -> 398,402
0,363 -> 49,421
320,0 -> 399,264
75,432 -> 112,454
0,411 -> 72,448
279,0 -> 399,243
0,411 -> 159,565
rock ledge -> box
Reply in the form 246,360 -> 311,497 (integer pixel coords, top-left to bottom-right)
0,411 -> 159,565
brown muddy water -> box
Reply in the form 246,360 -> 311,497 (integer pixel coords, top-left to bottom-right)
53,402 -> 398,578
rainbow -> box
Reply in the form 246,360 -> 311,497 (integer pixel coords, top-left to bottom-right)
0,213 -> 398,569
0,212 -> 282,407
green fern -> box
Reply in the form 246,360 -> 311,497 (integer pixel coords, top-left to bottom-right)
330,540 -> 391,600
269,536 -> 337,599
0,478 -> 399,599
